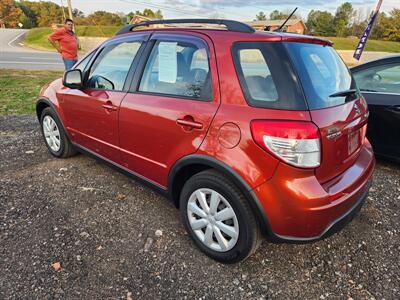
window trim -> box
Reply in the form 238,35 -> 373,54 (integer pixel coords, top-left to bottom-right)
128,33 -> 214,102
82,33 -> 150,93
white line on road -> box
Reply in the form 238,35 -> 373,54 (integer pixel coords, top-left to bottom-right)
20,57 -> 60,60
0,61 -> 62,65
7,31 -> 27,47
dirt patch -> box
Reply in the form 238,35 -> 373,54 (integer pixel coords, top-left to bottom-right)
1,115 -> 399,299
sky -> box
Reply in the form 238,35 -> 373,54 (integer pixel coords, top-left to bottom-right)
27,0 -> 399,21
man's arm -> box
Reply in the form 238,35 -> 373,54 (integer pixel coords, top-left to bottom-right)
48,31 -> 62,54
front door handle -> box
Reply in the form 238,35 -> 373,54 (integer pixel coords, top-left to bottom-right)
102,101 -> 118,111
177,118 -> 203,129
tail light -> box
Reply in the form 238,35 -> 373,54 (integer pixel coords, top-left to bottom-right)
251,120 -> 321,168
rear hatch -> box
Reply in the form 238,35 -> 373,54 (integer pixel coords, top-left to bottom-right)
285,42 -> 369,183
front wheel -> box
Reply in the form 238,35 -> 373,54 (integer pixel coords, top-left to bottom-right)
180,170 -> 261,263
40,107 -> 76,158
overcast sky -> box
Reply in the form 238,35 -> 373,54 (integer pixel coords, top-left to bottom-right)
27,0 -> 399,21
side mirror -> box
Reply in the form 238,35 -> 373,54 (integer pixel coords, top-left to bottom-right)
63,69 -> 83,89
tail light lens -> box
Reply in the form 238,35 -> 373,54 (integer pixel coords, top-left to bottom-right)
251,120 -> 321,168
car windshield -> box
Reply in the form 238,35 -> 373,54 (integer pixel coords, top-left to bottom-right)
285,42 -> 358,109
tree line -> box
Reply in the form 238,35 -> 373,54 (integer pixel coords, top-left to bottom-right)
255,2 -> 400,41
0,0 -> 163,28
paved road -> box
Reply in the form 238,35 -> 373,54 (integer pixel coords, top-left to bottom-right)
0,29 -> 64,71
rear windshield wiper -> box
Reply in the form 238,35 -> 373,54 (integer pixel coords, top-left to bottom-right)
329,89 -> 358,98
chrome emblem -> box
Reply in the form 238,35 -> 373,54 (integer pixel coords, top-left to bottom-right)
326,127 -> 342,140
353,103 -> 361,115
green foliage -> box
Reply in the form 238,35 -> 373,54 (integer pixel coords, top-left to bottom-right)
333,2 -> 354,37
269,10 -> 289,20
381,9 -> 400,42
20,1 -> 64,27
255,11 -> 266,21
86,11 -> 123,26
127,8 -> 163,21
306,10 -> 335,36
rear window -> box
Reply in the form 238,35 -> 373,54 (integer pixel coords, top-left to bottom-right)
284,42 -> 357,109
232,42 -> 307,110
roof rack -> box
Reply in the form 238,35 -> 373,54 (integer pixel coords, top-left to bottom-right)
115,19 -> 255,35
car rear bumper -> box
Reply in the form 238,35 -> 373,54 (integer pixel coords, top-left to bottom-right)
252,142 -> 375,242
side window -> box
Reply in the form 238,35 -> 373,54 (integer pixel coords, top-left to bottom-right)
87,41 -> 142,91
139,39 -> 212,100
74,50 -> 95,72
237,49 -> 278,102
354,63 -> 400,94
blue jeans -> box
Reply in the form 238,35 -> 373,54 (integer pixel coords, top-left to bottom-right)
63,58 -> 78,71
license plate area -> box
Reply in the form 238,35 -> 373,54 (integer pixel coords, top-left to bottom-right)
348,130 -> 360,155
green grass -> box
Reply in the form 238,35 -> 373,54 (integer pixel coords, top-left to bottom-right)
324,37 -> 400,53
0,69 -> 62,115
24,26 -> 120,50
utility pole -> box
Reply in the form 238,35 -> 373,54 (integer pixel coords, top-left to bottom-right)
67,0 -> 74,21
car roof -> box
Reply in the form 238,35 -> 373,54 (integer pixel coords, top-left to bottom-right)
113,27 -> 333,46
351,55 -> 400,72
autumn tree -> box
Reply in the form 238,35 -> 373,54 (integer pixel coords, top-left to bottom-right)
0,0 -> 23,28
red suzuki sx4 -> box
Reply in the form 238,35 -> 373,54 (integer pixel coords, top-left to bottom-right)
36,19 -> 375,263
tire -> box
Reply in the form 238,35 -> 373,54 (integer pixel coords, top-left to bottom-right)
40,107 -> 77,158
180,169 -> 261,263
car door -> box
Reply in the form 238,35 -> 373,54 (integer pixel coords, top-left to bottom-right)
57,34 -> 148,163
118,32 -> 220,187
353,61 -> 400,159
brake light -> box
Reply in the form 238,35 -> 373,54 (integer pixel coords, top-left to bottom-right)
251,120 -> 321,168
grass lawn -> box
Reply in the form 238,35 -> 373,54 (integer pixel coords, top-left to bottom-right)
24,26 -> 120,50
0,69 -> 62,116
324,37 -> 400,53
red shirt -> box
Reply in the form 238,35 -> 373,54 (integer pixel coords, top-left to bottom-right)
49,28 -> 78,60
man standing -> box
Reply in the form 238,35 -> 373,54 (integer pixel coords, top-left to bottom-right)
48,19 -> 78,71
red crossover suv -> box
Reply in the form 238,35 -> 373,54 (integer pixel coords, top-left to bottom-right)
36,19 -> 375,263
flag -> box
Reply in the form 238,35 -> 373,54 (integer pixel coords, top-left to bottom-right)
353,0 -> 383,60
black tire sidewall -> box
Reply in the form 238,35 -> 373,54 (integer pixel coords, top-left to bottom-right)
40,108 -> 66,157
180,172 -> 258,263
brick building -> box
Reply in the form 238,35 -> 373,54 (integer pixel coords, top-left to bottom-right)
247,19 -> 306,34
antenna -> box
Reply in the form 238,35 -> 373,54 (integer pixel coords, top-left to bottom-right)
274,7 -> 298,32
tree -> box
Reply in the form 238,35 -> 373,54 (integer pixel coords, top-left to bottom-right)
270,10 -> 288,20
333,2 -> 354,37
72,8 -> 84,18
20,1 -> 64,27
128,8 -> 163,20
306,10 -> 335,36
255,11 -> 266,21
381,8 -> 400,41
0,0 -> 24,28
87,11 -> 123,26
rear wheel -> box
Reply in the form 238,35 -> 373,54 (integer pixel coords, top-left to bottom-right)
180,170 -> 260,263
40,107 -> 76,158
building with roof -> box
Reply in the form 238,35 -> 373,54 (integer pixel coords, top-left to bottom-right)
247,19 -> 306,34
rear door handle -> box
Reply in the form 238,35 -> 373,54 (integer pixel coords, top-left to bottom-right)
177,118 -> 203,129
102,101 -> 118,111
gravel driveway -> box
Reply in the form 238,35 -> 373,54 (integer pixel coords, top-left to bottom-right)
1,115 -> 399,299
